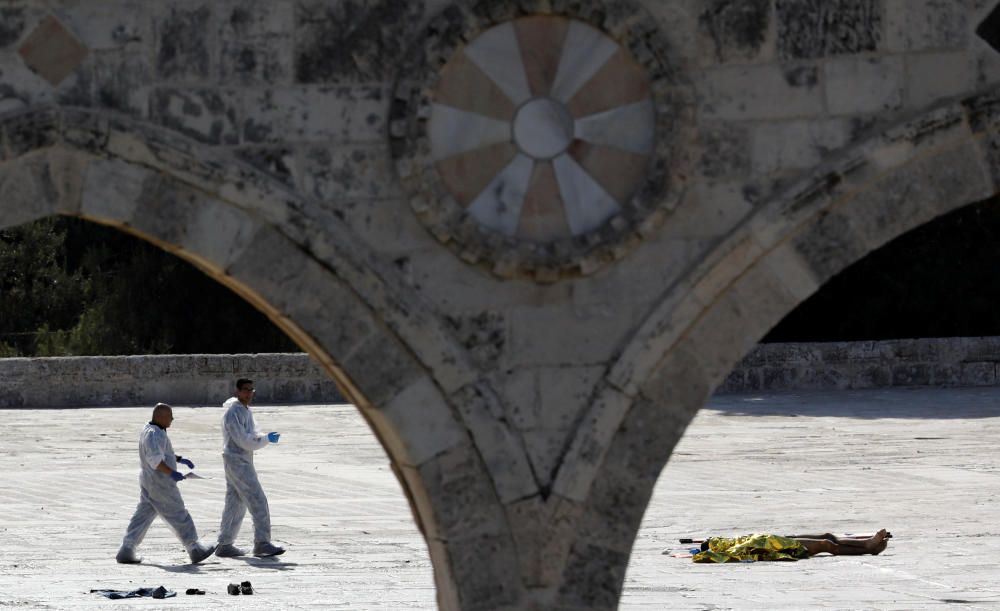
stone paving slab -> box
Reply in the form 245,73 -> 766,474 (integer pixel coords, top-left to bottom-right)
1,387 -> 1000,609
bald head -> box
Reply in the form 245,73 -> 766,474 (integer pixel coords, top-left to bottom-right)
152,403 -> 174,429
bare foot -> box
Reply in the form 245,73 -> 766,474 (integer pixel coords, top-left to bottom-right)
865,529 -> 889,552
870,538 -> 889,555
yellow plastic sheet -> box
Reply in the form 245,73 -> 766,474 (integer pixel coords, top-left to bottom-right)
692,533 -> 810,563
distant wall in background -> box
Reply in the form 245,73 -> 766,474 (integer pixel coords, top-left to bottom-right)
720,337 -> 1000,394
4,338 -> 999,408
0,354 -> 343,407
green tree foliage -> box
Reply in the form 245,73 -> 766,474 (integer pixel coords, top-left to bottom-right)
766,195 -> 1000,342
0,216 -> 297,356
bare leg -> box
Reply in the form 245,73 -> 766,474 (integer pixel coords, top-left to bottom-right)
789,531 -> 891,541
793,529 -> 889,556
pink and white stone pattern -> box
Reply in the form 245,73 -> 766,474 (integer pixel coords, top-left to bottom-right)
430,16 -> 654,242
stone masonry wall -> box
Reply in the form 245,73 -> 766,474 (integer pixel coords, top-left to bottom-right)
0,353 -> 343,407
720,336 -> 1000,393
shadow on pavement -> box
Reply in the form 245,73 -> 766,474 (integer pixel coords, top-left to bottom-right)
225,557 -> 298,571
707,387 -> 1000,419
144,557 -> 297,572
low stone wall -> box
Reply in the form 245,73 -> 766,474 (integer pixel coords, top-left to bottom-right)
719,336 -> 1000,393
0,353 -> 343,407
4,338 -> 1000,407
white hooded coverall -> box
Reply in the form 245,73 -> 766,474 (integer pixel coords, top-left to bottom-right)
217,397 -> 272,545
121,423 -> 200,551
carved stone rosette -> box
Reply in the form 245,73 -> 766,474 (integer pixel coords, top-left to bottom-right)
391,1 -> 694,281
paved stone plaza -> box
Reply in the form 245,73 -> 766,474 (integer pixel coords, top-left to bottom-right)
1,386 -> 998,609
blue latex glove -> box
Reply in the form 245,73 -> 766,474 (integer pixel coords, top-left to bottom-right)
267,432 -> 280,443
169,471 -> 185,482
177,457 -> 195,469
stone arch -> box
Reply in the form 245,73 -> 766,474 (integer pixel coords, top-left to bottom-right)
548,89 -> 1000,606
0,106 -> 530,609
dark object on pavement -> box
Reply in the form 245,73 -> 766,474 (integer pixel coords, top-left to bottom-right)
241,580 -> 254,595
90,586 -> 176,600
185,588 -> 206,595
227,583 -> 241,595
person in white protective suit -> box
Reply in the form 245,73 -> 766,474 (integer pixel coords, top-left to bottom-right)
116,403 -> 216,564
214,378 -> 286,558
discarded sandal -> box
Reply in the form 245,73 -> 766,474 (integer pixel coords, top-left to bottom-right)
240,580 -> 254,595
185,588 -> 206,595
227,583 -> 240,595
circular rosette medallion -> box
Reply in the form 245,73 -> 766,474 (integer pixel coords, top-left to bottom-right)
431,16 -> 654,242
392,7 -> 689,280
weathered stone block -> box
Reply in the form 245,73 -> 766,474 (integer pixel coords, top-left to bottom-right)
759,242 -> 821,303
155,6 -> 212,80
931,364 -> 962,386
798,367 -> 849,390
0,53 -> 56,116
791,207 -> 868,284
507,301 -> 636,368
286,275 -> 378,359
535,366 -> 603,432
697,0 -> 773,64
776,0 -> 882,59
450,382 -> 538,502
127,175 -> 204,247
362,375 -> 465,467
151,88 -> 240,145
554,541 -> 628,610
341,329 -> 425,408
885,0 -> 968,52
496,369 -> 538,434
0,7 -> 27,49
750,118 -> 852,175
445,310 -> 505,370
906,52 -> 974,109
42,148 -> 87,216
219,2 -> 294,85
235,146 -> 297,187
961,362 -> 998,386
80,157 -> 153,224
504,495 -> 583,588
173,196 -> 259,273
698,121 -> 751,179
0,155 -> 57,228
851,363 -> 892,388
891,364 -> 932,386
412,441 -> 506,540
241,86 -> 387,144
440,533 -> 522,610
52,0 -> 152,51
700,63 -> 822,120
825,56 -> 904,115
294,0 -> 425,84
3,107 -> 58,158
299,143 -> 402,201
91,51 -> 152,117
854,140 -> 993,251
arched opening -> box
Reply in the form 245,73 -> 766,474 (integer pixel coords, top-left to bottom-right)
0,212 -> 437,605
766,194 -> 1000,343
0,215 -> 296,357
593,94 -> 1000,608
623,195 -> 1000,607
